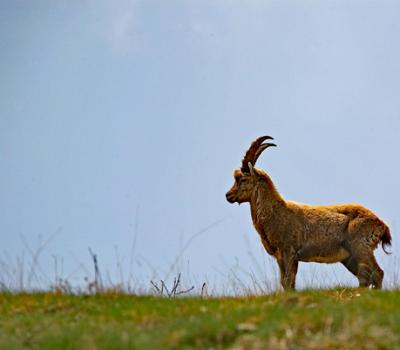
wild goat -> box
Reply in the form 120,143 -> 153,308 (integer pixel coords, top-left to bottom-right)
226,136 -> 392,290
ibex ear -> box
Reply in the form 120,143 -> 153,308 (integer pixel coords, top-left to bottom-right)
248,162 -> 256,177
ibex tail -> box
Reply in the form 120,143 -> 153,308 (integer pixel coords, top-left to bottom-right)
381,225 -> 392,255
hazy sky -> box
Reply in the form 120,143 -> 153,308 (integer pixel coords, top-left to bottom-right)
1,0 -> 399,292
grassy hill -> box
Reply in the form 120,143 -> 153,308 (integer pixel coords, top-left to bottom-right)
0,289 -> 399,349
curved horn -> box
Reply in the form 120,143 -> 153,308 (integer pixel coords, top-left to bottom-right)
241,135 -> 276,173
248,162 -> 255,176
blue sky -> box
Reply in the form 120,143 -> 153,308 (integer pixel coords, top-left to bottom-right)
1,0 -> 399,291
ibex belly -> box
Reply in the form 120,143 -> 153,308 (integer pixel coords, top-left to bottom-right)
297,245 -> 350,263
297,211 -> 350,263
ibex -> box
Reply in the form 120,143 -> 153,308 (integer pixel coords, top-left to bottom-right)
226,136 -> 392,290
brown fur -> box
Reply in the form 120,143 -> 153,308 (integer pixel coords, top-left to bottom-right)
226,140 -> 391,290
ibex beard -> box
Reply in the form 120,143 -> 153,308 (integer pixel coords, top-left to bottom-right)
226,136 -> 392,291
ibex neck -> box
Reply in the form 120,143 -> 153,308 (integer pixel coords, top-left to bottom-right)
250,174 -> 285,228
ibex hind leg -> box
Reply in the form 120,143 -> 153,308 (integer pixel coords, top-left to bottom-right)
341,256 -> 358,278
345,252 -> 384,289
346,218 -> 386,288
342,259 -> 373,288
364,255 -> 384,289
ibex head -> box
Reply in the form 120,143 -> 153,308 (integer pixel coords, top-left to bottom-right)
225,135 -> 276,204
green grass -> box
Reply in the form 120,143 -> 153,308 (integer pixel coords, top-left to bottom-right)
1,289 -> 399,349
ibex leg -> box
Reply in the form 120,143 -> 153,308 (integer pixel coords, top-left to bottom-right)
349,251 -> 384,289
359,255 -> 384,289
277,254 -> 298,290
341,256 -> 358,277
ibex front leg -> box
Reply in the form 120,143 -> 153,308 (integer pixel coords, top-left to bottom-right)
277,253 -> 298,290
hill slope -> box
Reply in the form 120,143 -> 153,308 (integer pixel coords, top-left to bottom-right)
0,289 -> 399,349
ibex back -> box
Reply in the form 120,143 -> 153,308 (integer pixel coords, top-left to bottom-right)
226,136 -> 392,290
